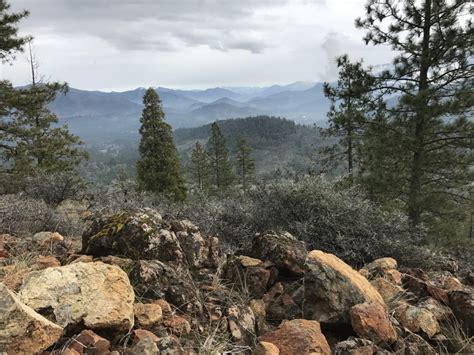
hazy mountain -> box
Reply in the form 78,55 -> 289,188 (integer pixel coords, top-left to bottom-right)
48,82 -> 331,144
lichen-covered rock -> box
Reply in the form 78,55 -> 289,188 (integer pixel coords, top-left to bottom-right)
334,337 -> 377,355
129,260 -> 195,309
393,302 -> 440,337
248,232 -> 307,276
19,262 -> 134,332
227,305 -> 256,346
304,250 -> 384,325
350,302 -> 397,344
258,319 -> 331,355
0,283 -> 63,354
82,209 -> 184,262
171,219 -> 220,268
370,277 -> 404,303
448,290 -> 473,336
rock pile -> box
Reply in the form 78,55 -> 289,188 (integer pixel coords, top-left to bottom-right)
0,208 -> 473,354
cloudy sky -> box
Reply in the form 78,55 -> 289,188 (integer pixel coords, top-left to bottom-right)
1,0 -> 393,91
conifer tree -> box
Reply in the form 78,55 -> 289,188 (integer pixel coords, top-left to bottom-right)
136,88 -> 186,201
236,137 -> 255,194
0,0 -> 29,63
190,142 -> 211,191
322,55 -> 376,181
356,0 -> 474,228
208,122 -> 234,190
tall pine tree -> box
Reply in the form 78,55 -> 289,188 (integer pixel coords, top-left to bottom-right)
322,55 -> 376,181
136,88 -> 186,201
0,0 -> 28,63
236,137 -> 255,194
208,122 -> 234,190
190,141 -> 211,191
356,0 -> 473,228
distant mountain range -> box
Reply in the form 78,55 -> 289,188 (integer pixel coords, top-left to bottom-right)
49,81 -> 330,144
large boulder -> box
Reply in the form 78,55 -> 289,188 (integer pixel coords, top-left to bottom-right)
258,319 -> 331,355
248,232 -> 307,276
303,250 -> 384,324
350,302 -> 397,344
82,209 -> 184,262
0,283 -> 63,354
19,262 -> 134,332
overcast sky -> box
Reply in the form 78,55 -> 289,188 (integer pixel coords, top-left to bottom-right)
1,0 -> 393,91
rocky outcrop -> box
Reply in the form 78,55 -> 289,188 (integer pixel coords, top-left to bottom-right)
0,283 -> 63,354
303,250 -> 384,324
350,302 -> 397,344
258,319 -> 331,355
248,232 -> 307,276
19,261 -> 134,331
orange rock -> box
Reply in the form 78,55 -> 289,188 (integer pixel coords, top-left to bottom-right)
304,250 -> 384,325
350,302 -> 397,344
258,319 -> 331,355
153,299 -> 172,318
442,277 -> 462,291
371,277 -> 403,303
394,302 -> 440,337
68,254 -> 94,264
163,315 -> 191,336
69,329 -> 110,354
133,329 -> 159,343
255,341 -> 280,355
384,269 -> 402,285
365,257 -> 397,273
34,256 -> 61,270
134,303 -> 163,329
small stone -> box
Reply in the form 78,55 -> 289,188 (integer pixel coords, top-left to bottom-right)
134,303 -> 163,329
163,315 -> 191,336
32,231 -> 64,246
255,341 -> 280,355
239,255 -> 263,267
133,329 -> 160,343
68,329 -> 110,354
34,255 -> 61,270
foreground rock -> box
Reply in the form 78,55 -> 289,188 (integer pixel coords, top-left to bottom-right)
393,302 -> 440,337
350,302 -> 397,344
248,232 -> 307,276
258,319 -> 331,355
19,261 -> 134,331
304,250 -> 384,324
0,283 -> 63,353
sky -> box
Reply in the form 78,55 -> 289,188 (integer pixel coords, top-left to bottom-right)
1,0 -> 393,91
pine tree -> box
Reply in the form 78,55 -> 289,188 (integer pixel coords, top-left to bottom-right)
136,88 -> 186,201
0,0 -> 29,63
236,137 -> 255,194
322,55 -> 376,181
190,142 -> 211,191
208,122 -> 234,190
356,0 -> 474,228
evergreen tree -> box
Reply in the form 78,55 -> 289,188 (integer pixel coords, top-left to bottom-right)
208,122 -> 234,190
190,142 -> 211,191
356,0 -> 474,228
236,137 -> 255,194
136,88 -> 186,201
322,55 -> 376,180
0,0 -> 28,63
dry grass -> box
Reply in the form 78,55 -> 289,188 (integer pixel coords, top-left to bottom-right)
441,317 -> 474,354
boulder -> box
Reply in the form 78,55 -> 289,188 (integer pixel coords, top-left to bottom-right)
258,319 -> 331,355
448,290 -> 473,336
248,232 -> 307,276
19,262 -> 134,332
393,302 -> 440,337
134,303 -> 163,329
32,231 -> 64,246
0,283 -> 63,354
417,297 -> 453,322
334,337 -> 377,355
303,250 -> 384,324
129,260 -> 194,309
82,209 -> 184,262
365,257 -> 397,274
350,302 -> 397,344
403,271 -> 449,304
